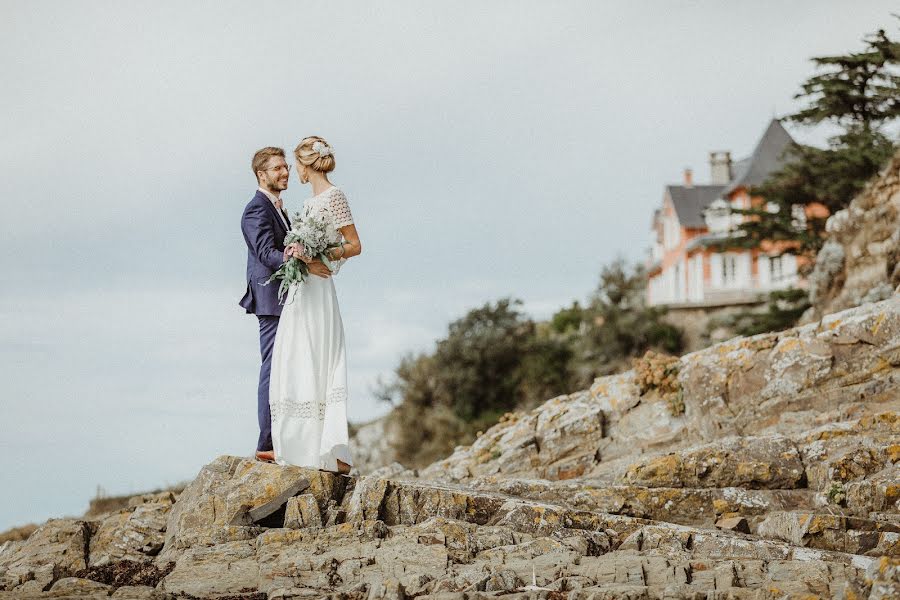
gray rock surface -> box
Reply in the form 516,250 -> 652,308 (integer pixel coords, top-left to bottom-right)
348,414 -> 401,474
806,149 -> 900,320
3,296 -> 900,598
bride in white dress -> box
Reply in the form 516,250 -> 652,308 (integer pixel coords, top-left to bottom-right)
269,136 -> 361,475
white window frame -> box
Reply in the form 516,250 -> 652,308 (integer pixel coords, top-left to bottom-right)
721,253 -> 738,288
769,254 -> 797,286
689,254 -> 704,302
758,254 -> 771,288
791,204 -> 807,230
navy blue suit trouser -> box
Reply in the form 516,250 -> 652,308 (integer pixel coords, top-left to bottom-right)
256,315 -> 279,452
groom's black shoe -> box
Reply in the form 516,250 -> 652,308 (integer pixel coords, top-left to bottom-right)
255,450 -> 276,463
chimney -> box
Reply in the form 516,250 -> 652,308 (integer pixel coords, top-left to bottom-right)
683,168 -> 693,188
709,151 -> 732,185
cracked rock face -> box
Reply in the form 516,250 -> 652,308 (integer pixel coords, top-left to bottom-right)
807,149 -> 900,320
0,519 -> 91,592
623,435 -> 806,490
2,296 -> 900,599
88,493 -> 175,566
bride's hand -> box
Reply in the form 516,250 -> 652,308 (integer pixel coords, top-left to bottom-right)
286,243 -> 312,263
307,260 -> 332,278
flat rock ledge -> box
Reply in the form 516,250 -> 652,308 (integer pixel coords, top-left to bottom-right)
2,295 -> 900,599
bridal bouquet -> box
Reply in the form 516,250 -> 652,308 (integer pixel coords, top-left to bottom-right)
265,213 -> 341,302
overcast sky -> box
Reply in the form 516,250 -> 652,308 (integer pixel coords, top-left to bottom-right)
1,1 -> 897,530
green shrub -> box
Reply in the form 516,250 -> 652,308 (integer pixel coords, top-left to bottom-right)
376,261 -> 685,467
733,288 -> 811,336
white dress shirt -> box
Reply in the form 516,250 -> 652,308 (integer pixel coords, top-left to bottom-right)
258,187 -> 290,230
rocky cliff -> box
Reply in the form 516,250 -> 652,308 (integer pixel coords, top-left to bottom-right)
806,150 -> 900,321
2,295 -> 900,599
349,416 -> 399,475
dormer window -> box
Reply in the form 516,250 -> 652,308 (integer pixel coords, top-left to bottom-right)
704,199 -> 732,233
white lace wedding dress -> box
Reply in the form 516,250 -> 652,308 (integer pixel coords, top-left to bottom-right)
269,185 -> 354,471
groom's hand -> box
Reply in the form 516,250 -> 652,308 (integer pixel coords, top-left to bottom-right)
307,260 -> 332,278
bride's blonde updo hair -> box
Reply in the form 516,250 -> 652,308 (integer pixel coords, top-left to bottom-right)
294,136 -> 336,173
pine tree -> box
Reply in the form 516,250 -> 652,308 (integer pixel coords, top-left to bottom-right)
791,27 -> 900,131
732,23 -> 900,261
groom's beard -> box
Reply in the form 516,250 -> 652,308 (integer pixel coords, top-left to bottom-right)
262,172 -> 288,193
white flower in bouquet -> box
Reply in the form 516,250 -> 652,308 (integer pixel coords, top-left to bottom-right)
264,212 -> 341,303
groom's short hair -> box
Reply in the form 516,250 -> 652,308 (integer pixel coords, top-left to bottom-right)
252,147 -> 286,182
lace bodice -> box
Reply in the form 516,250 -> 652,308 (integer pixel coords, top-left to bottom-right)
302,186 -> 353,273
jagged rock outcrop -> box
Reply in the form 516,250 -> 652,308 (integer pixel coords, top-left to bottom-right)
2,296 -> 900,598
806,149 -> 900,320
349,414 -> 400,474
424,295 -> 900,483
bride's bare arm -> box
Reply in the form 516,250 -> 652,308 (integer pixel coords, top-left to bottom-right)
327,224 -> 362,260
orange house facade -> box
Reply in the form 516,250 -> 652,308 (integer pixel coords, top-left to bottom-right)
647,120 -> 826,307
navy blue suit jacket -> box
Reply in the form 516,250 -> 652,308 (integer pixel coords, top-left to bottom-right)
239,190 -> 290,317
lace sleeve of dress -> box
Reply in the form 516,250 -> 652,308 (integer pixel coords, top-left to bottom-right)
328,188 -> 354,228
330,257 -> 347,275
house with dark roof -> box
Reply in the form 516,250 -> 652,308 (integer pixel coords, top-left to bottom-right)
647,119 -> 828,306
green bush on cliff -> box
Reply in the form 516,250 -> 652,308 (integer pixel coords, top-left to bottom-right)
564,259 -> 684,385
377,298 -> 573,467
378,261 -> 684,467
734,288 -> 812,337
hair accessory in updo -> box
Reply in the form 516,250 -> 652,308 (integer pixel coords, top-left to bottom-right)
312,141 -> 333,157
294,136 -> 336,173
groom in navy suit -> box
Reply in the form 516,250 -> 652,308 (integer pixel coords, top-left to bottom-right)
240,147 -> 330,462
